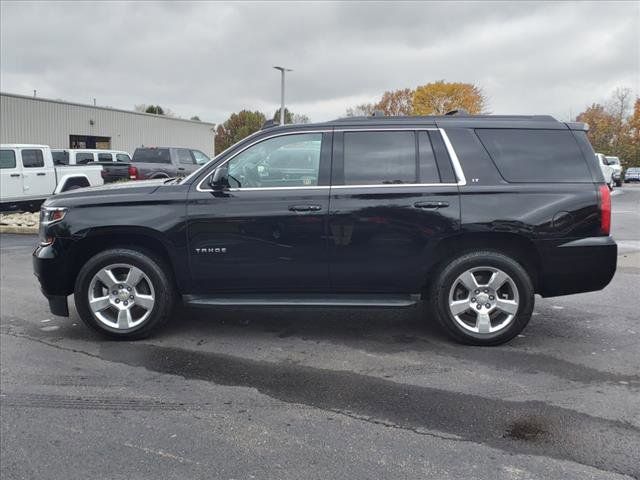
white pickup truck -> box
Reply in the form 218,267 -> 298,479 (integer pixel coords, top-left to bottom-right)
1,144 -> 104,211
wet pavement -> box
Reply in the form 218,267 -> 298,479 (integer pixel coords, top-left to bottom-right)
1,185 -> 639,479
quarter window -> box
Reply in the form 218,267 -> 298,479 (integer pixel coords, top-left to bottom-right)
226,133 -> 322,188
116,154 -> 130,162
343,131 -> 416,185
98,153 -> 113,162
21,149 -> 44,168
75,153 -> 94,164
476,129 -> 591,182
0,150 -> 16,169
191,150 -> 209,165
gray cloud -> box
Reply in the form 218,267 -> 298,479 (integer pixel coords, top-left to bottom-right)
1,1 -> 638,123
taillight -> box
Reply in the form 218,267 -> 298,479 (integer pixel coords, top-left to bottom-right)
128,165 -> 138,180
598,184 -> 611,235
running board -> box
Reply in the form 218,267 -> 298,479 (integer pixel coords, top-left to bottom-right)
183,293 -> 421,308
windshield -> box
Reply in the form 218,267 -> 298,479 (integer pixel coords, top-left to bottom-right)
132,148 -> 171,164
605,157 -> 620,165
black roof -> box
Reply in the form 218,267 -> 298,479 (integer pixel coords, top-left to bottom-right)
262,114 -> 581,132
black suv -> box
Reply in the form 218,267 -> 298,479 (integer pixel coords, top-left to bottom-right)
33,114 -> 616,345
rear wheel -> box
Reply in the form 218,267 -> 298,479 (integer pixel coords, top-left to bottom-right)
429,251 -> 534,346
74,248 -> 175,339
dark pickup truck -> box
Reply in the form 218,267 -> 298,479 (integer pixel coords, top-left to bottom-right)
128,147 -> 210,180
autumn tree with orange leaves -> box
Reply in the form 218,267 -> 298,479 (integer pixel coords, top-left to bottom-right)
412,81 -> 487,115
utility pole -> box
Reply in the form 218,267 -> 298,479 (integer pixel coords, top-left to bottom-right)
273,66 -> 292,125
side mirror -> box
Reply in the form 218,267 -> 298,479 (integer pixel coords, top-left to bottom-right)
209,166 -> 230,191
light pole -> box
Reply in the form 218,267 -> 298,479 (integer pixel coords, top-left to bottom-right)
273,66 -> 292,125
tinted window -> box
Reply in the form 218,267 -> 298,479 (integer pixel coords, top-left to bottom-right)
417,131 -> 440,183
177,149 -> 193,164
21,149 -> 44,168
227,133 -> 322,188
98,153 -> 113,162
52,151 -> 69,165
132,148 -> 171,164
116,154 -> 130,162
476,129 -> 591,182
75,153 -> 94,164
191,150 -> 209,165
344,131 -> 416,185
0,150 -> 16,169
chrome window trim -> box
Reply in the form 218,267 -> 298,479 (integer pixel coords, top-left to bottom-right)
195,127 -> 466,192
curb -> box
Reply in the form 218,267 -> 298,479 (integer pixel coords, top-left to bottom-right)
0,225 -> 38,235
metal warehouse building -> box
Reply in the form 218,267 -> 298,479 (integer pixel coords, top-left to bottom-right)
0,92 -> 216,156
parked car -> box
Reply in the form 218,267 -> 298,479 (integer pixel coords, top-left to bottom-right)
604,156 -> 623,187
624,167 -> 640,182
128,147 -> 210,180
595,153 -> 616,190
52,149 -> 131,183
33,114 -> 616,346
1,144 -> 103,211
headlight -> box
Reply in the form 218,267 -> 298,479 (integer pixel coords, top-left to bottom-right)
39,207 -> 68,245
40,206 -> 67,224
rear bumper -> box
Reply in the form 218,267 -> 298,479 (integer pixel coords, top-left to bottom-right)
537,236 -> 617,297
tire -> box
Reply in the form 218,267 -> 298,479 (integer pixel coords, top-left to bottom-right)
428,251 -> 534,346
74,248 -> 175,339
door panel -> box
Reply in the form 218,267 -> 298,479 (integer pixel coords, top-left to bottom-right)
328,129 -> 461,292
328,186 -> 460,291
20,149 -> 54,197
186,132 -> 332,293
0,149 -> 22,201
187,189 -> 330,292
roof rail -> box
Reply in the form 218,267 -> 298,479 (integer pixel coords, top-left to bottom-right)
261,119 -> 278,130
445,109 -> 469,116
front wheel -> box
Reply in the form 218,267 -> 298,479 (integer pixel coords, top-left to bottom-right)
428,251 -> 535,346
74,248 -> 175,339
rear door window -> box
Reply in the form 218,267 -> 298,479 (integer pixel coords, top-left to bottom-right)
75,153 -> 95,164
132,148 -> 171,164
343,131 -> 416,185
21,149 -> 45,168
98,153 -> 113,162
116,154 -> 130,162
52,151 -> 69,165
1,150 -> 17,169
476,129 -> 591,182
177,149 -> 194,164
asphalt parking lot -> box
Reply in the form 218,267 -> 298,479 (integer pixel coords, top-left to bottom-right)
1,185 -> 639,480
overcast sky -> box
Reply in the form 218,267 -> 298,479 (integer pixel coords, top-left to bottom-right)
1,1 -> 638,124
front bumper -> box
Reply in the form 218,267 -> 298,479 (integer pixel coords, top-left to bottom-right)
537,236 -> 617,297
33,240 -> 74,317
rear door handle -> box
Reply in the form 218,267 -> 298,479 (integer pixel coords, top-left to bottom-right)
37,172 -> 46,176
178,167 -> 186,171
289,204 -> 322,212
414,201 -> 449,209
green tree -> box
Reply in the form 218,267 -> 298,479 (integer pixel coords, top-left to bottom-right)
273,108 -> 293,124
190,115 -> 201,121
215,110 -> 266,153
145,105 -> 165,115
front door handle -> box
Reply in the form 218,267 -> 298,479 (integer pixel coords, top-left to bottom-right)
414,201 -> 449,209
289,204 -> 322,212
37,172 -> 46,176
10,173 -> 20,178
